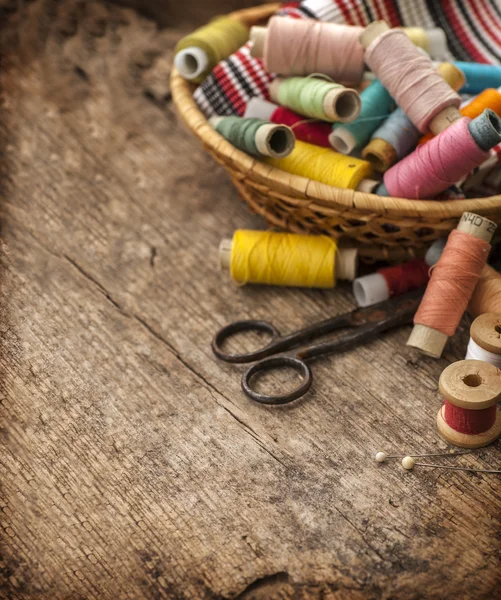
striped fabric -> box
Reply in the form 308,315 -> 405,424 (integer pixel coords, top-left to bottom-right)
193,0 -> 501,118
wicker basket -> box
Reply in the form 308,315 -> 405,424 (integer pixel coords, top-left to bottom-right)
171,3 -> 501,262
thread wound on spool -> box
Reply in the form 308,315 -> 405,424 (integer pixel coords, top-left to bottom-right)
413,230 -> 492,338
271,77 -> 361,123
363,109 -> 420,172
364,27 -> 460,133
265,140 -> 373,190
383,117 -> 492,199
455,62 -> 501,94
211,116 -> 294,158
467,313 -> 501,366
263,16 -> 365,83
330,79 -> 394,154
469,266 -> 501,317
437,360 -> 501,447
175,17 -> 249,83
419,88 -> 501,145
229,230 -> 338,288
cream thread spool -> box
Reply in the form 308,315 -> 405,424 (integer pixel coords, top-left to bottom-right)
437,360 -> 501,449
219,237 -> 358,283
360,21 -> 461,135
466,313 -> 501,367
407,212 -> 497,358
269,78 -> 361,123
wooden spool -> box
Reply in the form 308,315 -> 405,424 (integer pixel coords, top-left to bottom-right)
470,313 -> 501,356
437,359 -> 501,448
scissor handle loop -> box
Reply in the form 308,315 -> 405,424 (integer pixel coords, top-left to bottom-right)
212,320 -> 281,363
242,356 -> 312,405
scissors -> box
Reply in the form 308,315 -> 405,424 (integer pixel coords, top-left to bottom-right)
212,289 -> 424,405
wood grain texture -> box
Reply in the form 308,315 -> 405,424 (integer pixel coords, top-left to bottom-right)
0,2 -> 500,599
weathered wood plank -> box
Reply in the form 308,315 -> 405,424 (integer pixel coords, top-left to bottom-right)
0,2 -> 500,599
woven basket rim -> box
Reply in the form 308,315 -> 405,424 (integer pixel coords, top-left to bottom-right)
171,3 -> 501,219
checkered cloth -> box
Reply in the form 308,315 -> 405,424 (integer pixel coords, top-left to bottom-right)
193,0 -> 501,118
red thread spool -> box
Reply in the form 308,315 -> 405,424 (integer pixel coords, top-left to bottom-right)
437,360 -> 501,448
353,259 -> 429,307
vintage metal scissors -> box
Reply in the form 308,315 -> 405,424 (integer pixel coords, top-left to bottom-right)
212,289 -> 424,405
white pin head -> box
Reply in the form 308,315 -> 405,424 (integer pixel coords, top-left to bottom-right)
402,456 -> 416,470
375,451 -> 388,463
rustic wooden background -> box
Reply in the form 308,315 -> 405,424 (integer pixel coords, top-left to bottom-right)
0,1 -> 500,598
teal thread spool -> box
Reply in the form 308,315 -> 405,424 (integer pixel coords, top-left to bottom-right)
270,77 -> 361,123
329,79 -> 395,154
209,116 -> 295,158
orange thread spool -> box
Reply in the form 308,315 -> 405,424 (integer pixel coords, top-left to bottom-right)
407,212 -> 496,358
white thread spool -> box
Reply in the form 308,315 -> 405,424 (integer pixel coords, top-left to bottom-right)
466,313 -> 501,367
244,98 -> 278,121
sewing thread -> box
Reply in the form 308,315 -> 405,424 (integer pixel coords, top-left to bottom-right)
175,17 -> 249,83
262,16 -> 365,83
469,266 -> 501,317
210,116 -> 295,159
419,88 -> 501,145
455,62 -> 501,94
229,230 -> 338,288
330,80 -> 394,154
381,112 -> 500,199
364,27 -> 460,133
265,140 -> 373,190
271,77 -> 361,124
466,313 -> 501,367
413,230 -> 491,338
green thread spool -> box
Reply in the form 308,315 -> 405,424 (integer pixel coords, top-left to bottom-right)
174,17 -> 249,83
270,77 -> 362,123
209,116 -> 295,158
329,79 -> 395,154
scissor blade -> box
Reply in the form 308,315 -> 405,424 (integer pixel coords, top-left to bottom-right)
298,288 -> 424,360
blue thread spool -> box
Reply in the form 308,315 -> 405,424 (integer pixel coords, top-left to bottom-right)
362,109 -> 420,172
455,62 -> 501,95
329,79 -> 395,154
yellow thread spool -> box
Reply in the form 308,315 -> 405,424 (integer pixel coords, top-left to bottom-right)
174,17 -> 249,83
264,141 -> 374,191
219,231 -> 358,287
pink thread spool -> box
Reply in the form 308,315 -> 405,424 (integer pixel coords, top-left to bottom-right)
360,21 -> 461,135
377,110 -> 501,199
251,16 -> 365,84
407,212 -> 497,358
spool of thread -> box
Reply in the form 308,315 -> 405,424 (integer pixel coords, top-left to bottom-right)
219,231 -> 358,287
174,17 -> 249,83
399,27 -> 448,60
251,18 -> 448,82
361,22 -> 461,135
329,80 -> 394,154
455,62 -> 501,95
378,110 -> 501,199
363,63 -> 466,172
264,140 -> 377,192
244,98 -> 332,148
353,259 -> 430,308
469,265 -> 501,317
437,360 -> 501,448
209,116 -> 295,159
270,78 -> 361,124
419,88 -> 501,146
251,17 -> 366,83
466,314 -> 501,367
407,212 -> 497,358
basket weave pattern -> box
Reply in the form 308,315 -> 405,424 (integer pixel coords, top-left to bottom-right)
171,4 -> 501,261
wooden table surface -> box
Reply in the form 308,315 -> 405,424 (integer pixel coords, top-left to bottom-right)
1,2 -> 499,599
